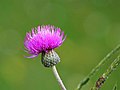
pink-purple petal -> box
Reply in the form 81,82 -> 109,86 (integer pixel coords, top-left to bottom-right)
24,54 -> 38,58
24,25 -> 66,58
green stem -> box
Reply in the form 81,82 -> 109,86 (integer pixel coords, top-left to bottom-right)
76,44 -> 120,90
52,66 -> 66,90
91,56 -> 120,90
112,83 -> 117,90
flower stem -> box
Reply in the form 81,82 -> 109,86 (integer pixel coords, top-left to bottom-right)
52,66 -> 66,90
76,44 -> 120,90
91,56 -> 120,90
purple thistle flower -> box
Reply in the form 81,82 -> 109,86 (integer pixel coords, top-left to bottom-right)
24,25 -> 66,58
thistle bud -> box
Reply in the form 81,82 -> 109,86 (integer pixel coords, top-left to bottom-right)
41,50 -> 60,67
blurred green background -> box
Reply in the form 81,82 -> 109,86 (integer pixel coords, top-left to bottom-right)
0,0 -> 120,90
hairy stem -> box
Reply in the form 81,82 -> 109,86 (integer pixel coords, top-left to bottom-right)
91,56 -> 120,90
76,44 -> 120,90
52,66 -> 66,90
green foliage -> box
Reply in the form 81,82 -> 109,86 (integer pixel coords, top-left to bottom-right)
0,0 -> 120,90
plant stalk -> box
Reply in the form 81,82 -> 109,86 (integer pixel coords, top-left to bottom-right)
91,56 -> 120,90
52,66 -> 66,90
76,44 -> 120,90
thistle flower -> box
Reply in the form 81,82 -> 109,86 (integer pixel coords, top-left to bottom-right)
24,25 -> 66,67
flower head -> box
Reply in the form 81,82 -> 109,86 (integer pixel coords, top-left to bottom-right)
24,25 -> 66,58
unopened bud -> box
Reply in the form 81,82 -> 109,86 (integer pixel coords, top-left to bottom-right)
41,50 -> 60,67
